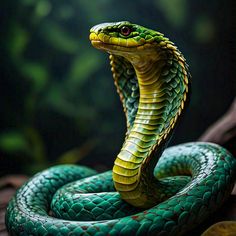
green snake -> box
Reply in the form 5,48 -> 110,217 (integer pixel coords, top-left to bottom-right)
5,21 -> 236,236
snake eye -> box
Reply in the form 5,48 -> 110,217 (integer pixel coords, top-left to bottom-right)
120,26 -> 132,36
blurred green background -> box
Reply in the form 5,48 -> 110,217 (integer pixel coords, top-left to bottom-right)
0,0 -> 235,175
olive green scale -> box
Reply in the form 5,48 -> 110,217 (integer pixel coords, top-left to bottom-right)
5,21 -> 236,236
111,34 -> 189,208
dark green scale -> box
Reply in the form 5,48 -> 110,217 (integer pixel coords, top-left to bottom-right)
111,55 -> 139,131
5,145 -> 236,235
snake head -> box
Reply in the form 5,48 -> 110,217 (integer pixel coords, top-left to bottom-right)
90,21 -> 166,60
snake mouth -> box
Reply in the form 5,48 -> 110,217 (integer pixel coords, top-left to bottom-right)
89,32 -> 154,56
90,38 -> 138,54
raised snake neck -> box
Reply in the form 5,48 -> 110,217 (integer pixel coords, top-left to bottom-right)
5,21 -> 236,236
110,42 -> 189,208
91,21 -> 189,207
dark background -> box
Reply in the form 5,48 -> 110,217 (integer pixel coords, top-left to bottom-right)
0,0 -> 235,175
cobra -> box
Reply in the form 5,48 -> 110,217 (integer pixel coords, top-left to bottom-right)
5,21 -> 236,235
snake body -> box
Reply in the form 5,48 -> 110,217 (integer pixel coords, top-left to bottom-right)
5,22 -> 236,235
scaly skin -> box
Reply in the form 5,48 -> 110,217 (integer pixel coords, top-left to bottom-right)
5,21 -> 236,235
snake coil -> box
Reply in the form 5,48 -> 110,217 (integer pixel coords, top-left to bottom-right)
6,21 -> 236,236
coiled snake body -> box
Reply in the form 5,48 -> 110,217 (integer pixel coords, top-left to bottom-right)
5,22 -> 236,235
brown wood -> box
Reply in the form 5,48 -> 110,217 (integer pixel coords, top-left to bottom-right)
199,98 -> 236,148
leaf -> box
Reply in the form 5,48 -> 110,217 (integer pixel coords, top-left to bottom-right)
155,0 -> 187,28
193,15 -> 215,43
20,62 -> 49,92
35,0 -> 51,18
0,128 -> 47,166
24,127 -> 47,164
0,131 -> 29,154
57,139 -> 98,164
42,21 -> 79,54
7,24 -> 29,59
68,51 -> 102,88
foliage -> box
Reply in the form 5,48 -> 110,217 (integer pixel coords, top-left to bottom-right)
0,0 -> 234,175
